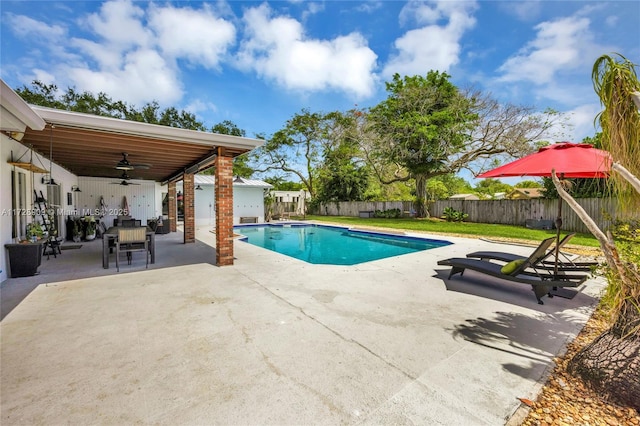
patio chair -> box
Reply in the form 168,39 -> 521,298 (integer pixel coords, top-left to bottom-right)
115,227 -> 148,272
465,233 -> 598,271
121,219 -> 142,228
437,237 -> 587,304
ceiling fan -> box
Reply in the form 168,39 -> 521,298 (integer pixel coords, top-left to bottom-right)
111,171 -> 140,186
115,152 -> 151,170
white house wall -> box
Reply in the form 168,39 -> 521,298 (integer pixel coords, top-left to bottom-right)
1,135 -> 78,282
155,183 -> 168,221
76,177 -> 156,228
195,186 -> 215,226
233,187 -> 265,223
178,182 -> 266,226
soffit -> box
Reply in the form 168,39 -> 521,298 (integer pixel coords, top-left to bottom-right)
20,106 -> 263,183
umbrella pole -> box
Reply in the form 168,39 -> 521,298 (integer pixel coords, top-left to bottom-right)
554,200 -> 562,278
553,175 -> 565,279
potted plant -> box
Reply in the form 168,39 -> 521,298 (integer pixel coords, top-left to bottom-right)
85,217 -> 97,241
72,219 -> 83,242
26,222 -> 44,242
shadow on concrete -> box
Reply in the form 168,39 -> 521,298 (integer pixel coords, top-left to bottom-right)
448,309 -> 588,382
433,268 -> 597,311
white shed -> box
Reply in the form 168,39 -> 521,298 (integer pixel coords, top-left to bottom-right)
178,175 -> 272,226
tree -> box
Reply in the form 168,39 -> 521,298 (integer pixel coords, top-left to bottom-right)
425,179 -> 449,201
250,109 -> 351,198
433,174 -> 474,197
541,135 -> 608,199
474,178 -> 513,199
205,120 -> 254,178
562,53 -> 640,410
263,177 -> 303,191
16,81 -> 205,129
366,72 -> 476,217
364,72 -> 560,217
315,141 -> 370,203
514,180 -> 542,188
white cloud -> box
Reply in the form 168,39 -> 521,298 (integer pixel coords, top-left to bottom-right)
27,69 -> 57,87
81,0 -> 151,49
236,4 -> 378,98
497,16 -> 612,85
4,13 -> 66,41
564,103 -> 601,141
354,1 -> 383,14
605,15 -> 619,27
496,1 -> 543,22
148,3 -> 236,69
70,38 -> 124,70
384,0 -> 477,77
7,0 -> 240,106
184,99 -> 218,116
301,2 -> 325,21
66,48 -> 183,105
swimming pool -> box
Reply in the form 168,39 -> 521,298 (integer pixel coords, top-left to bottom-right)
234,223 -> 451,265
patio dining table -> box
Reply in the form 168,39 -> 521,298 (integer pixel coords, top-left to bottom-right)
102,226 -> 156,269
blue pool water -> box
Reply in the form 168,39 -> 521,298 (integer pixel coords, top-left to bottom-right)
235,224 -> 451,265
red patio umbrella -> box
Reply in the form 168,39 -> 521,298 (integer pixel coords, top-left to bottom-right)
477,142 -> 612,275
478,142 -> 611,179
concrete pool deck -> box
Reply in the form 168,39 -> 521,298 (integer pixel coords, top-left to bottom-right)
0,225 -> 606,425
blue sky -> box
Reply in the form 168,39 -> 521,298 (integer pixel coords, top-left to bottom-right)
1,0 -> 639,182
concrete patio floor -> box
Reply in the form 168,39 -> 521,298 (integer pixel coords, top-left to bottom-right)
1,225 -> 606,425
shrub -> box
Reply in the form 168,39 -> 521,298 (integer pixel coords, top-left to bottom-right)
374,208 -> 401,218
442,207 -> 468,222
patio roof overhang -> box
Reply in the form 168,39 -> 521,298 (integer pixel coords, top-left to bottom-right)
20,106 -> 263,184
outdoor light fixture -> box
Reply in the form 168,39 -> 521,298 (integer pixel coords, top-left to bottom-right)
72,185 -> 82,192
41,174 -> 59,185
5,131 -> 25,141
195,184 -> 203,190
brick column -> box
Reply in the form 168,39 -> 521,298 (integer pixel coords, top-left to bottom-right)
168,181 -> 177,232
183,173 -> 195,243
215,149 -> 234,266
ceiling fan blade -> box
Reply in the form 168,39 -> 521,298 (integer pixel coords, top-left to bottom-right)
131,163 -> 151,169
115,152 -> 152,170
110,180 -> 140,186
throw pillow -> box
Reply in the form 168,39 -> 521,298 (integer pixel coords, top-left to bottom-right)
501,259 -> 526,275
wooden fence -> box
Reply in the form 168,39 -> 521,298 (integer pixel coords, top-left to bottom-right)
308,198 -> 626,234
315,201 -> 416,218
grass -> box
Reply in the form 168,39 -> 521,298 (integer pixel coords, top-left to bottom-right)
302,215 -> 601,248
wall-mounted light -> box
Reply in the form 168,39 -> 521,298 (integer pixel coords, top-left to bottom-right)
71,185 -> 82,192
195,184 -> 203,190
5,131 -> 25,141
41,174 -> 59,185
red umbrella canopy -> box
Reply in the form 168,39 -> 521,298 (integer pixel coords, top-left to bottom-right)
477,142 -> 612,178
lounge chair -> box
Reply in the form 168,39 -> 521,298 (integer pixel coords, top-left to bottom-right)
466,233 -> 598,271
437,237 -> 587,304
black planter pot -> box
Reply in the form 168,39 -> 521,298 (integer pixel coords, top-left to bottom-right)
5,242 -> 43,278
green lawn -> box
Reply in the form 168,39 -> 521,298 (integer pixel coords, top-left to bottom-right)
302,215 -> 600,248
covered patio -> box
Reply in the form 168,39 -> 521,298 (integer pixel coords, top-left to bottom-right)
21,105 -> 263,266
2,78 -> 263,281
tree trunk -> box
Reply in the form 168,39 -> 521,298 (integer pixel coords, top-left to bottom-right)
415,174 -> 429,218
552,168 -> 640,410
568,301 -> 640,410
